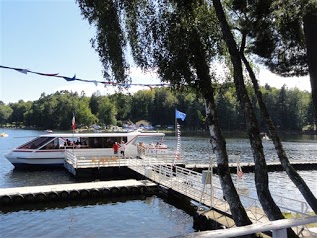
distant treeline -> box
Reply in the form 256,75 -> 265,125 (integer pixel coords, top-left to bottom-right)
0,84 -> 314,132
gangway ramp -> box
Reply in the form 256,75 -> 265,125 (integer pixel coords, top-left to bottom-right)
127,159 -> 316,237
63,150 -> 315,236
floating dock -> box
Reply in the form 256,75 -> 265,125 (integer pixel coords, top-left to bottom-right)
0,179 -> 158,206
186,161 -> 317,173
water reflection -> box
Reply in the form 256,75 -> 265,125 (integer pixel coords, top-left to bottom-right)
1,195 -> 194,238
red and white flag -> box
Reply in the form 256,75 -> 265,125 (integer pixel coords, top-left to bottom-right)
72,112 -> 76,130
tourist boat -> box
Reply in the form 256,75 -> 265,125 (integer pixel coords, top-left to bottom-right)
4,131 -> 167,168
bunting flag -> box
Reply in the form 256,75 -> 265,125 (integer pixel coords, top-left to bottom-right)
175,109 -> 186,121
175,123 -> 181,161
0,65 -> 171,89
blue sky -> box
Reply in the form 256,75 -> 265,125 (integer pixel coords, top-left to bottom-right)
0,0 -> 311,104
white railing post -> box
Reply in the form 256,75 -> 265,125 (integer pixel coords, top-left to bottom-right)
272,229 -> 287,238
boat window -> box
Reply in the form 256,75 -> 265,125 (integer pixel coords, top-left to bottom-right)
87,136 -> 127,148
58,137 -> 81,148
133,136 -> 164,145
18,137 -> 54,149
40,138 -> 60,150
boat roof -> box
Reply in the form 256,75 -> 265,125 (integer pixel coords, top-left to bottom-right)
38,131 -> 165,138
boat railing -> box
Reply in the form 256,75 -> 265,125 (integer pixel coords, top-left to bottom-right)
64,149 -> 129,168
65,150 -> 77,167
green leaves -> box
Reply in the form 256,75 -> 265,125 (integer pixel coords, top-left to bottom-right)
77,0 -> 129,82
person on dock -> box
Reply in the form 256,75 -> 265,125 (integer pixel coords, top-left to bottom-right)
113,142 -> 119,154
120,141 -> 126,158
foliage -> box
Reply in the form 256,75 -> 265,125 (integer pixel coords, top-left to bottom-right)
230,0 -> 312,76
0,104 -> 13,126
229,0 -> 317,130
1,86 -> 313,131
77,0 -> 129,82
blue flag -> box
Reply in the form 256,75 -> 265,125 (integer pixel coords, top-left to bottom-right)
175,109 -> 186,121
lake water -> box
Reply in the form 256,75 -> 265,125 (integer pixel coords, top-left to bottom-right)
0,129 -> 316,237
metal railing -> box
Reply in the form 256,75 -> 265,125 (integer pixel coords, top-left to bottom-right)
126,159 -> 316,237
64,150 -> 316,237
178,215 -> 317,238
65,149 -> 127,169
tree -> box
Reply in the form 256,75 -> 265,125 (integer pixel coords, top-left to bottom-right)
89,91 -> 101,115
150,88 -> 177,126
77,0 -> 255,230
233,0 -> 317,131
76,96 -> 98,127
8,100 -> 32,127
109,92 -> 132,121
212,1 -> 298,237
23,91 -> 96,130
0,104 -> 12,126
77,1 -> 129,83
97,96 -> 117,126
130,90 -> 154,122
231,0 -> 317,214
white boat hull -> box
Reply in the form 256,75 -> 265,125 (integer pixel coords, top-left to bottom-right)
5,148 -> 138,168
5,150 -> 66,168
4,131 -> 167,168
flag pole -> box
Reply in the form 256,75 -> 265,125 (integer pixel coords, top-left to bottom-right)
72,112 -> 75,152
175,108 -> 177,137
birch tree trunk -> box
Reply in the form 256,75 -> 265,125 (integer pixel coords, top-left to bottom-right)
303,10 -> 317,131
212,0 -> 298,237
190,29 -> 255,233
240,51 -> 317,213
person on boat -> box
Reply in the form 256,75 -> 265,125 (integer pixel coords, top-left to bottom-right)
113,142 -> 119,154
120,141 -> 126,158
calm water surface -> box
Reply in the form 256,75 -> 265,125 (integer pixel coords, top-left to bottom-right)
0,129 -> 316,237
